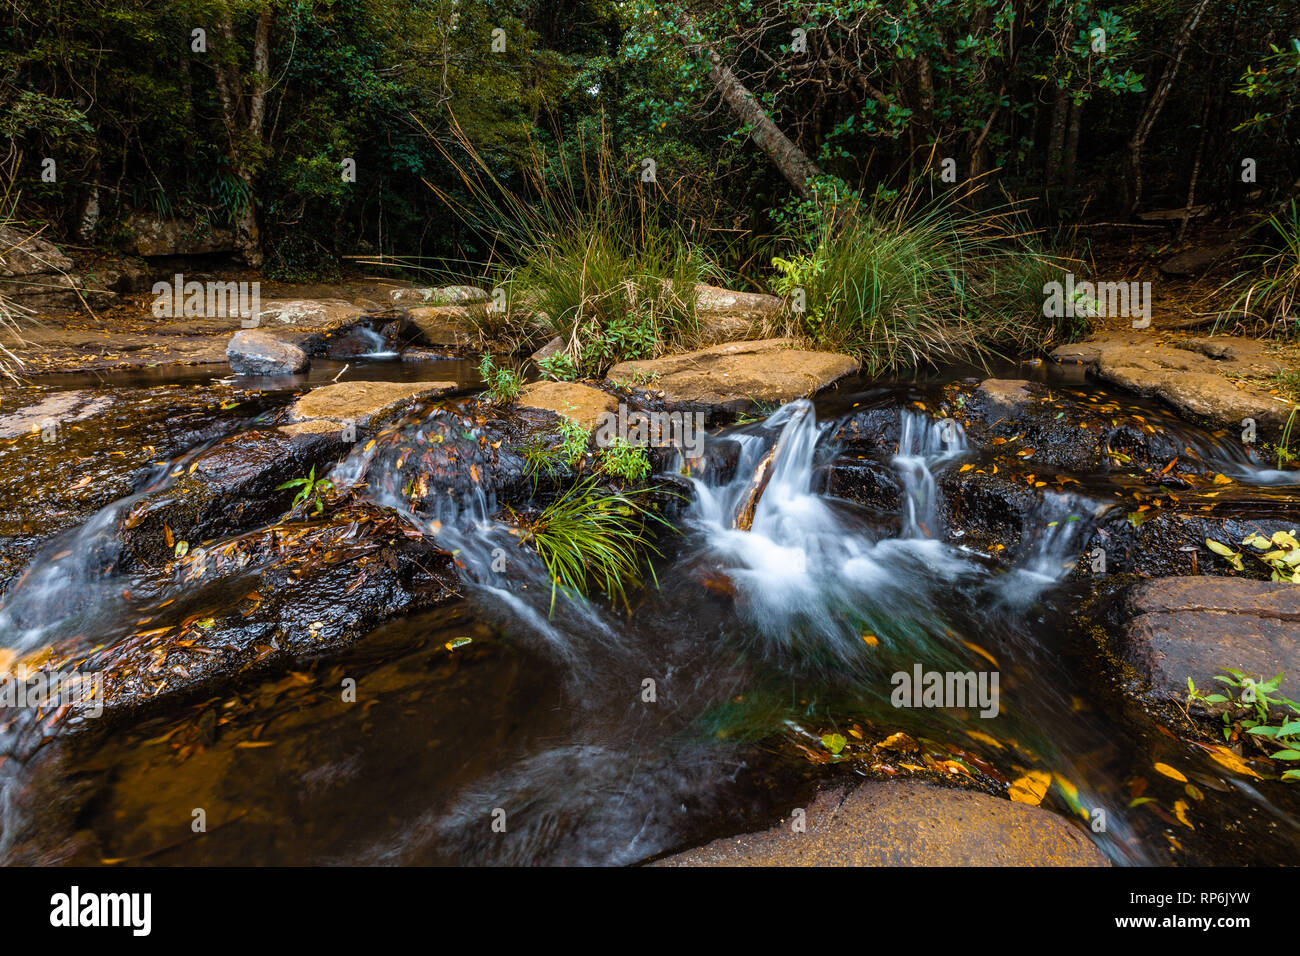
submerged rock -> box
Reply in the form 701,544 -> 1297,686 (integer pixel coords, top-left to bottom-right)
1118,577 -> 1300,707
226,330 -> 309,375
653,781 -> 1107,866
606,339 -> 859,421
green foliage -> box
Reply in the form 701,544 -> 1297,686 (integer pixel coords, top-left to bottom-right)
537,352 -> 580,381
556,416 -> 591,468
1217,201 -> 1300,337
597,437 -> 652,482
276,465 -> 334,515
1206,529 -> 1300,582
772,185 -> 1069,373
519,476 -> 667,614
476,353 -> 523,403
432,125 -> 719,376
1188,670 -> 1300,780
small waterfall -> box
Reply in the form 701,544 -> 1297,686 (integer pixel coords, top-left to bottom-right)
892,410 -> 967,537
992,491 -> 1098,607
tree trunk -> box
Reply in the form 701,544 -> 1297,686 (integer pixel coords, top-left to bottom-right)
1063,99 -> 1082,187
676,16 -> 824,198
1046,86 -> 1069,185
1123,0 -> 1211,216
213,6 -> 272,268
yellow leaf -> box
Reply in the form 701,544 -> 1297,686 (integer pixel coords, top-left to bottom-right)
1153,762 -> 1187,782
1203,745 -> 1262,779
1009,770 -> 1051,805
1173,799 -> 1194,828
965,729 -> 1004,749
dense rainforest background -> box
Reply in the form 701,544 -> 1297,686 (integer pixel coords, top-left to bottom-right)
3,0 -> 1297,280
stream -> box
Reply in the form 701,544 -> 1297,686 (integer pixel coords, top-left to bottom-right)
1,357 -> 1299,866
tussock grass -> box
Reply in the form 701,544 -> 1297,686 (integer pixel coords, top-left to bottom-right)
424,116 -> 721,376
771,183 -> 1070,374
1215,200 -> 1300,339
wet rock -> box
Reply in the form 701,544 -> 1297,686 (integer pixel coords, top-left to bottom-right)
606,339 -> 859,421
970,379 -> 1034,422
1118,577 -> 1300,707
1050,332 -> 1292,440
116,425 -> 350,570
653,781 -> 1107,866
226,329 -> 309,375
125,213 -> 235,257
0,390 -> 114,440
254,298 -> 363,332
286,380 -> 459,428
86,503 -> 458,724
516,381 -> 617,430
389,285 -> 488,306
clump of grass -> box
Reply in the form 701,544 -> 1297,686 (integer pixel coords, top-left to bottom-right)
597,436 -> 652,482
1215,200 -> 1300,338
519,477 -> 668,614
770,182 -> 1069,374
519,415 -> 591,486
429,117 -> 721,377
477,353 -> 523,403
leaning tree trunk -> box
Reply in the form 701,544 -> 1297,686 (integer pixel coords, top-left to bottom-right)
1123,0 -> 1211,216
676,15 -> 824,198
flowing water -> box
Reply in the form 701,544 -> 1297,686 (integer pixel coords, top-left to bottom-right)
1,365 -> 1299,865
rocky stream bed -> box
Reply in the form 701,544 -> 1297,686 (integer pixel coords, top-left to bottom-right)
1,295 -> 1299,867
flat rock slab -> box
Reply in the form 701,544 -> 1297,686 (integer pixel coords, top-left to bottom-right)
606,339 -> 858,418
1051,332 -> 1293,439
654,781 -> 1107,866
516,381 -> 617,430
1120,577 -> 1300,705
286,380 -> 459,427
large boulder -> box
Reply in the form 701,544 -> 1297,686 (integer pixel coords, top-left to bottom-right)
693,283 -> 783,343
0,224 -> 111,313
1117,577 -> 1300,707
226,329 -> 309,375
654,781 -> 1107,866
606,339 -> 859,420
125,213 -> 235,257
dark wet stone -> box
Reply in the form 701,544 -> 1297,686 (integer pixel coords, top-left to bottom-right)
1118,577 -> 1300,707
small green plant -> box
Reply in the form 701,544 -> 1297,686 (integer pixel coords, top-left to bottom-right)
277,465 -> 334,515
608,368 -> 661,389
537,352 -> 579,381
1215,200 -> 1300,338
1206,529 -> 1300,582
1188,669 -> 1300,780
598,436 -> 652,482
556,415 -> 590,468
517,477 -> 668,614
1276,404 -> 1298,469
477,353 -> 523,403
